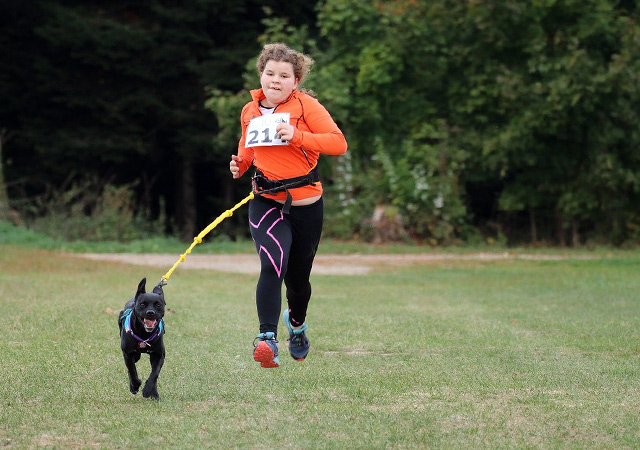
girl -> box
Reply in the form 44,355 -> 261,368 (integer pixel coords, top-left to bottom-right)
229,43 -> 347,368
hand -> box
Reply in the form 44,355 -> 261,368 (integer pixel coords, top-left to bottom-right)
229,154 -> 243,179
276,123 -> 295,142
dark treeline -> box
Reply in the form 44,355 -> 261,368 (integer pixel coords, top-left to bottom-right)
1,0 -> 639,246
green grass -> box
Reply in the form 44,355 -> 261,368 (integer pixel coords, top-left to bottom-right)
0,221 -> 257,254
2,243 -> 640,449
1,220 -> 635,256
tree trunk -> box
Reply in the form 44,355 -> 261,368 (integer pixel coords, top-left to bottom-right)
0,130 -> 11,221
571,219 -> 580,247
221,175 -> 236,240
529,208 -> 538,245
556,212 -> 566,247
177,157 -> 197,241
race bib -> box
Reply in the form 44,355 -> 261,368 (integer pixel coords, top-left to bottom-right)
245,113 -> 290,147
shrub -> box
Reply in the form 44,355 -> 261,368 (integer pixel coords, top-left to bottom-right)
24,177 -> 165,242
374,122 -> 469,245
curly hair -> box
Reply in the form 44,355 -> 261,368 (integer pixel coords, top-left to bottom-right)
256,43 -> 314,84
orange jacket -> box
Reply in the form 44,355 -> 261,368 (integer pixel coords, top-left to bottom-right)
236,89 -> 348,201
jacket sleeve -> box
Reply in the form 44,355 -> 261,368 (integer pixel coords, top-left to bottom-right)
235,105 -> 254,177
289,97 -> 347,155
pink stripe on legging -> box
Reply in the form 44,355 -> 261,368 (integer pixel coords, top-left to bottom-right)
249,207 -> 284,278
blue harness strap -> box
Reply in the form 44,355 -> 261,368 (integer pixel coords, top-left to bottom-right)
121,308 -> 164,346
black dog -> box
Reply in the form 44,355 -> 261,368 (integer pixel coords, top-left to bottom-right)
118,277 -> 166,400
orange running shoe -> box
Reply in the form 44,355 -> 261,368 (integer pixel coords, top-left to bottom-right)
253,332 -> 280,368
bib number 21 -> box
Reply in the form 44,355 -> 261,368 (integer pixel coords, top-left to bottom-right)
245,113 -> 290,148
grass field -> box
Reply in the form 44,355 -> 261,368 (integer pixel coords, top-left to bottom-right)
1,243 -> 640,449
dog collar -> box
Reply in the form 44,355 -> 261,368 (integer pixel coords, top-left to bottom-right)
122,308 -> 164,348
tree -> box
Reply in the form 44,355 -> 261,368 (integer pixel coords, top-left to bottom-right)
313,0 -> 640,245
0,130 -> 11,221
313,0 -> 475,243
480,0 -> 640,245
0,0 -> 318,240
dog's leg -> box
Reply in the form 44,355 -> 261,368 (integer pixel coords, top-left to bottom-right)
123,352 -> 142,394
142,349 -> 165,400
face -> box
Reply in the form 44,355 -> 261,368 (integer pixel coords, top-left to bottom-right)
260,60 -> 299,107
135,292 -> 165,332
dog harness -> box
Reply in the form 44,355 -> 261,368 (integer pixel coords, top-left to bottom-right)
252,167 -> 319,214
121,308 -> 165,348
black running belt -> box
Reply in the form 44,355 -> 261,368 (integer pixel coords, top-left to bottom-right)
252,167 -> 319,214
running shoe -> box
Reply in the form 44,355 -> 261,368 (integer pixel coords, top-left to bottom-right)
282,309 -> 310,361
253,332 -> 280,368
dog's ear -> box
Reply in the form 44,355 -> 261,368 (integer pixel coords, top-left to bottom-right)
152,282 -> 164,298
136,278 -> 147,299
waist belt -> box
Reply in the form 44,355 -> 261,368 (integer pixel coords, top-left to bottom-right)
252,167 -> 319,214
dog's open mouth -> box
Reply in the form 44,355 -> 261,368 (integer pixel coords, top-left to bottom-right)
143,318 -> 158,332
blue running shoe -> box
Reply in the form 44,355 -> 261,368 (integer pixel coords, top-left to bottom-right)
253,332 -> 280,368
282,309 -> 310,361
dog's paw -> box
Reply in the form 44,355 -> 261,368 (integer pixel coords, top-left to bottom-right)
142,391 -> 160,400
142,382 -> 160,400
130,378 -> 142,394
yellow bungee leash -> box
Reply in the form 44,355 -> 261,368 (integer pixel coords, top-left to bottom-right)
159,191 -> 254,285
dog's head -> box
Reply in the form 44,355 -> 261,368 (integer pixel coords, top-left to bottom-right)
134,278 -> 166,332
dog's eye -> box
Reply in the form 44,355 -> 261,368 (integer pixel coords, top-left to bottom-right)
139,302 -> 146,308
155,302 -> 162,308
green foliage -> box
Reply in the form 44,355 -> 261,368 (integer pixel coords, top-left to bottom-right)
312,0 -> 640,245
474,1 -> 640,244
26,178 -> 165,242
323,160 -> 379,241
375,123 -> 468,244
205,89 -> 248,157
3,0 -> 640,245
1,1 -> 312,239
313,0 -> 474,242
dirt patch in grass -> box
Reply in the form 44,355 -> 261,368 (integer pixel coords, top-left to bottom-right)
76,252 -> 599,276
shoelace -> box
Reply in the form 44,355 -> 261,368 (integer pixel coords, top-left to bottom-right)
289,332 -> 305,347
253,335 -> 278,347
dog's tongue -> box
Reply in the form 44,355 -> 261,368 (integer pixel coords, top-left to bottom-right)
144,319 -> 157,328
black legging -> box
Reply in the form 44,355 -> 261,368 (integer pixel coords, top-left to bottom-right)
248,194 -> 323,336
